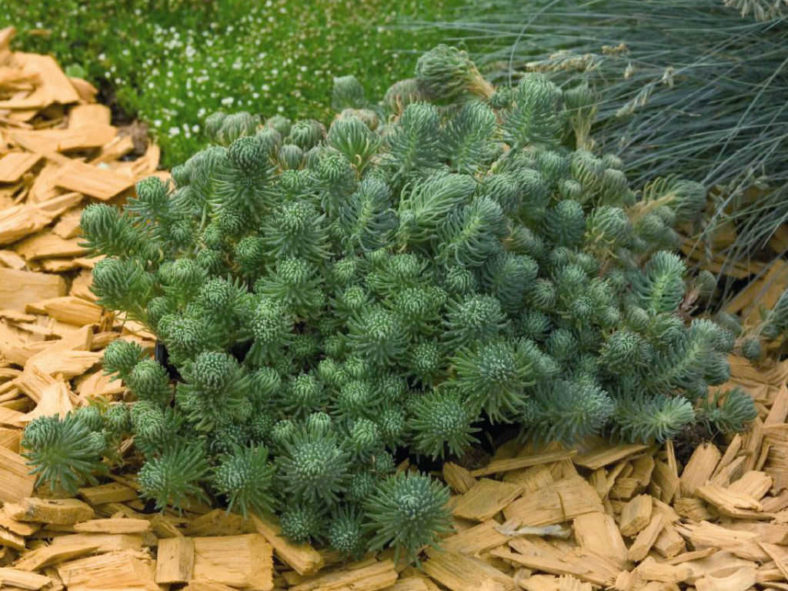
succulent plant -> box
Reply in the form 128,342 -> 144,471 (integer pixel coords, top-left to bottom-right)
23,44 -> 757,560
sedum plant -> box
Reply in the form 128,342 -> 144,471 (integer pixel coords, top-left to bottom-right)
23,45 -> 756,560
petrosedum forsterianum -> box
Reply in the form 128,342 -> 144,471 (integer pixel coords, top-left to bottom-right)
23,44 -> 757,561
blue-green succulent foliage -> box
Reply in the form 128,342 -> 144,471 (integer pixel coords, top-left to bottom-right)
23,45 -> 756,560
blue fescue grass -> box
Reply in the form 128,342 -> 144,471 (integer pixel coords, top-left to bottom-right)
401,1 -> 788,289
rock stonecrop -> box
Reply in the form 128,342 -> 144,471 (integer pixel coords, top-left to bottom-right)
23,44 -> 757,560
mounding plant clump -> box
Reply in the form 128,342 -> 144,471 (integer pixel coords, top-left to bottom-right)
23,45 -> 757,560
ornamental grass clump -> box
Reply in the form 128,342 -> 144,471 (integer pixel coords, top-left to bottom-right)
416,1 -> 788,295
23,45 -> 757,560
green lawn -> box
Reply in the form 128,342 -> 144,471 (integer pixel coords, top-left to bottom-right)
3,0 -> 464,166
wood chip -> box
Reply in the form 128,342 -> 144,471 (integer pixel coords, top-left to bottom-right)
184,509 -> 250,537
695,482 -> 766,518
155,536 -> 194,584
0,152 -> 40,183
5,498 -> 94,525
20,376 -> 74,422
251,513 -> 323,576
385,576 -> 436,591
710,454 -> 747,487
653,523 -> 686,559
57,550 -> 158,591
14,542 -> 99,572
0,527 -> 26,551
0,53 -> 80,109
619,494 -> 653,537
627,512 -> 665,562
73,518 -> 151,534
573,512 -> 628,568
0,26 -> 15,52
695,566 -> 756,591
78,483 -> 138,506
0,446 -> 35,503
36,296 -> 103,325
9,126 -> 116,153
679,443 -> 721,496
674,497 -> 715,522
26,347 -> 102,379
0,426 -> 21,452
728,470 -> 773,500
0,249 -> 26,269
453,479 -> 523,521
676,521 -> 766,561
443,462 -> 477,494
15,232 -> 87,261
183,583 -> 236,591
635,556 -> 691,584
504,477 -> 603,527
423,550 -> 516,591
760,542 -> 788,581
651,459 -> 680,503
68,104 -> 112,128
288,559 -> 397,591
69,77 -> 98,102
742,417 -> 764,473
49,533 -> 143,554
51,207 -> 82,239
573,443 -> 649,470
493,542 -> 613,587
0,567 -> 52,590
441,519 -> 508,555
55,160 -> 134,200
0,512 -> 39,537
471,449 -> 576,477
0,268 -> 66,311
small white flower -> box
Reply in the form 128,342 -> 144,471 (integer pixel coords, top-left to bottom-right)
169,126 -> 180,136
221,97 -> 235,106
